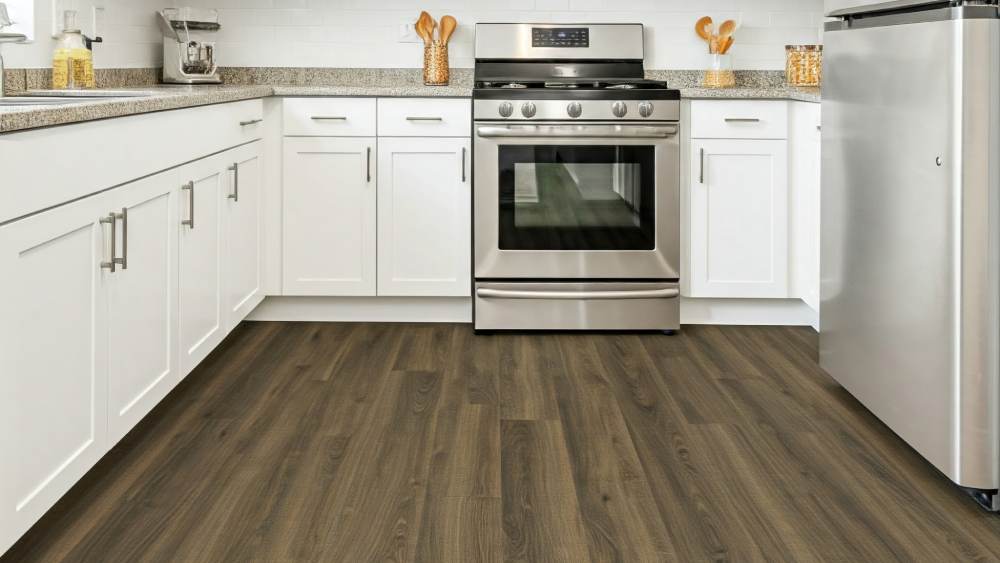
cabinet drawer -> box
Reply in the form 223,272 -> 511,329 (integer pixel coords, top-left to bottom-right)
378,98 -> 471,137
691,100 -> 788,139
283,98 -> 376,136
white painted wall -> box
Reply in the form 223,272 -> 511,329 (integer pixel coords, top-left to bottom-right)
4,0 -> 824,70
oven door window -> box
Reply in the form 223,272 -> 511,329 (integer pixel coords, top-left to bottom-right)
498,145 -> 656,250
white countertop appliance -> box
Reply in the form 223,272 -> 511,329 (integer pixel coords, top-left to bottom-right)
472,23 -> 682,332
158,7 -> 221,84
822,0 -> 1000,510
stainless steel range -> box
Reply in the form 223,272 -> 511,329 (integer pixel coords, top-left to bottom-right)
472,23 -> 682,332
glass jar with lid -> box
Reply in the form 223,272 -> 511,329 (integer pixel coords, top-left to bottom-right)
786,45 -> 822,87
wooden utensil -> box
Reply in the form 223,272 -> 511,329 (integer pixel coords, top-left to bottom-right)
439,15 -> 457,45
695,16 -> 713,41
718,19 -> 736,41
429,15 -> 438,41
720,36 -> 734,55
417,11 -> 433,44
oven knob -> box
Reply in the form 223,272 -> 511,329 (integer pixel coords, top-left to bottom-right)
611,101 -> 628,118
498,101 -> 514,118
638,102 -> 654,118
567,102 -> 582,118
521,102 -> 537,118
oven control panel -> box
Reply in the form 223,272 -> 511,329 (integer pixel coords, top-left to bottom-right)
532,27 -> 589,48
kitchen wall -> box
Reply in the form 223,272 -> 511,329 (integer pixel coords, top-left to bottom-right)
3,0 -> 163,68
4,0 -> 824,70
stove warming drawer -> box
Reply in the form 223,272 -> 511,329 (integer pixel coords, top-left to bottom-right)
474,282 -> 680,331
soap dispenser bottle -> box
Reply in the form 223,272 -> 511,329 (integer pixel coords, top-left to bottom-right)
52,10 -> 101,89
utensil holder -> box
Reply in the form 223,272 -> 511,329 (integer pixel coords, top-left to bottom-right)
785,45 -> 822,87
423,40 -> 449,86
702,54 -> 735,88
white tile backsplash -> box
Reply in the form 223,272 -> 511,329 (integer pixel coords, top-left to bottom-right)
4,0 -> 823,70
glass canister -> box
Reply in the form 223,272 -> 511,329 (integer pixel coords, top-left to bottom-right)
702,54 -> 735,89
786,45 -> 822,87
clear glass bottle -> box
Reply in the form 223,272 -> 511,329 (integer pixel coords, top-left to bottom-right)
52,11 -> 94,89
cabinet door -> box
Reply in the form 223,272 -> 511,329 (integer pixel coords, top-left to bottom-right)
106,172 -> 179,445
224,142 -> 265,328
283,137 -> 377,296
377,137 -> 471,296
690,139 -> 789,298
790,103 -> 822,312
0,194 -> 110,555
178,157 -> 226,376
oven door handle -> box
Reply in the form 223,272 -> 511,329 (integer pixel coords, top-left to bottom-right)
475,124 -> 678,139
476,287 -> 680,300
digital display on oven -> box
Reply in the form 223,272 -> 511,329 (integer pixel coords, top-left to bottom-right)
532,27 -> 589,48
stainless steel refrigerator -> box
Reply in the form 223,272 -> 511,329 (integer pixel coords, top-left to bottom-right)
822,0 -> 1000,509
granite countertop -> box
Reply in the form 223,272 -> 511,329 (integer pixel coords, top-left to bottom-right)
1,68 -> 819,134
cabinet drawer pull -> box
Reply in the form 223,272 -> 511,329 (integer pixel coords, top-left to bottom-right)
116,208 -> 128,270
699,148 -> 705,184
312,116 -> 348,121
239,118 -> 263,126
182,181 -> 195,228
228,163 -> 239,202
461,147 -> 467,183
406,116 -> 443,122
366,147 -> 372,183
100,212 -> 117,272
724,118 -> 761,123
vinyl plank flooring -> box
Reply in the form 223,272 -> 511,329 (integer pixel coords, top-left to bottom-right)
10,324 -> 1000,563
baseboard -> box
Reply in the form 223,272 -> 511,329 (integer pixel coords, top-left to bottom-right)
247,296 -> 816,327
680,297 -> 818,327
246,296 -> 473,323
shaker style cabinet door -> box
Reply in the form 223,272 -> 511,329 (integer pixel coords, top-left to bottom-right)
689,138 -> 790,298
178,156 -> 226,377
282,137 -> 377,296
0,193 -> 111,556
105,171 -> 180,445
223,141 -> 265,328
376,137 -> 471,296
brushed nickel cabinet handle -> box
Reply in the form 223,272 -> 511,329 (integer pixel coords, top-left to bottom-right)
228,163 -> 239,201
476,287 -> 680,300
724,118 -> 761,123
461,147 -> 467,183
366,146 -> 372,183
239,118 -> 263,126
699,147 -> 705,184
311,116 -> 347,121
117,208 -> 128,270
182,181 -> 195,228
100,212 -> 117,272
406,116 -> 443,122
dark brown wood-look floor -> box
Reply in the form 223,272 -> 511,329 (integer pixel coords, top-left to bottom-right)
6,323 -> 1000,562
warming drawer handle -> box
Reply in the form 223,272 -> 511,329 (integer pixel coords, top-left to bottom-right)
476,288 -> 680,300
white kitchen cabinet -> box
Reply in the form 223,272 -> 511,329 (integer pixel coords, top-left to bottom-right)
283,137 -> 377,296
0,193 -> 111,554
377,137 -> 471,296
178,157 -> 226,376
790,102 -> 822,312
106,171 -> 180,445
224,142 -> 266,328
689,138 -> 789,298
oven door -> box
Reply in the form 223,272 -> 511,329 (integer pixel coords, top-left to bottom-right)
474,121 -> 680,280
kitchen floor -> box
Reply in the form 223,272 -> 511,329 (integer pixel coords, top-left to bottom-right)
5,323 -> 1000,562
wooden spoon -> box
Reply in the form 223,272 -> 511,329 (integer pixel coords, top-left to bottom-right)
720,36 -> 734,54
695,16 -> 713,41
439,15 -> 457,45
417,11 -> 432,44
429,15 -> 438,42
718,19 -> 736,40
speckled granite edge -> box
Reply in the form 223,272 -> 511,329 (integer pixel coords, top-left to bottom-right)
653,70 -> 820,103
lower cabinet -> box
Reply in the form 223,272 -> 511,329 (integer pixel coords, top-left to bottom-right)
689,138 -> 789,298
282,137 -> 377,296
106,170 -> 180,444
0,192 -> 111,554
0,140 -> 264,555
377,137 -> 471,296
224,142 -> 266,327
